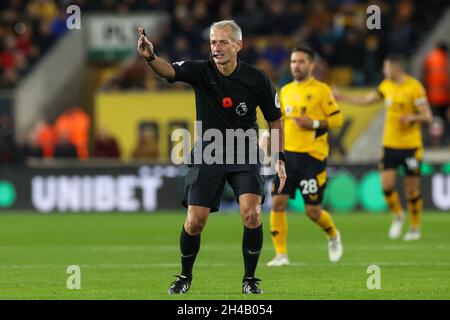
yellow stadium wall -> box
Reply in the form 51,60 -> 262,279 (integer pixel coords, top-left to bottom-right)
95,89 -> 383,162
334,88 -> 384,153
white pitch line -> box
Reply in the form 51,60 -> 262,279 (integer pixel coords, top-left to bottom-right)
1,261 -> 450,269
0,245 -> 449,251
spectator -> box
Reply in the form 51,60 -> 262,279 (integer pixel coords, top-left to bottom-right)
54,130 -> 78,158
27,0 -> 58,24
423,42 -> 449,124
0,114 -> 15,163
34,120 -> 56,158
115,56 -> 149,90
132,126 -> 159,161
235,0 -> 266,36
35,21 -> 55,54
54,107 -> 90,160
238,37 -> 258,65
427,117 -> 446,148
0,0 -> 66,88
50,7 -> 69,37
259,35 -> 289,69
93,128 -> 121,158
21,128 -> 43,160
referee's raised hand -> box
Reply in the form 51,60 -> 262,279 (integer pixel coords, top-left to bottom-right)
137,26 -> 155,60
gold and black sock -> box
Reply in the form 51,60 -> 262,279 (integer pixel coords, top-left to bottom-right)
315,210 -> 337,239
383,190 -> 404,218
269,210 -> 288,255
407,193 -> 423,230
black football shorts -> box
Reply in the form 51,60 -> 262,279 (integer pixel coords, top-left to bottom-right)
182,163 -> 265,212
379,147 -> 422,176
272,152 -> 327,205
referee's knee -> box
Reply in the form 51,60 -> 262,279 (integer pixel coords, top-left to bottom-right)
241,205 -> 261,228
184,215 -> 207,235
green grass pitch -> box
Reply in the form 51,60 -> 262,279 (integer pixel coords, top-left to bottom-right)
0,211 -> 449,299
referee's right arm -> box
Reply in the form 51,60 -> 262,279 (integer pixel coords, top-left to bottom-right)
137,27 -> 175,80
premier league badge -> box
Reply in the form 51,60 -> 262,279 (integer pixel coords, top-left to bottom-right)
236,102 -> 248,116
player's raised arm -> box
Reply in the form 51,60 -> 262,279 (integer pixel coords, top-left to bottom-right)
333,87 -> 381,106
400,98 -> 433,125
137,27 -> 175,80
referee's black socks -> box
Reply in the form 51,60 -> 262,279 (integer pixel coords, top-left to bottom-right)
242,224 -> 263,280
180,226 -> 200,281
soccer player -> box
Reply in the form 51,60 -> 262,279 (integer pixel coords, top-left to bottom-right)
266,46 -> 344,267
137,21 -> 287,294
334,54 -> 432,241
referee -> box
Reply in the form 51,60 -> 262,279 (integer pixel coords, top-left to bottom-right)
137,20 -> 286,294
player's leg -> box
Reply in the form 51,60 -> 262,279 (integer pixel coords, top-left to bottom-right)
168,205 -> 210,294
181,205 -> 210,278
304,205 -> 342,262
168,164 -> 225,294
382,169 -> 405,239
403,175 -> 422,240
227,166 -> 265,293
305,204 -> 337,239
402,151 -> 423,241
382,169 -> 403,216
381,150 -> 405,239
267,194 -> 290,266
239,193 -> 264,294
267,154 -> 297,267
301,155 -> 342,262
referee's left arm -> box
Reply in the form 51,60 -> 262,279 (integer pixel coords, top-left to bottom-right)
257,73 -> 286,192
268,117 -> 287,193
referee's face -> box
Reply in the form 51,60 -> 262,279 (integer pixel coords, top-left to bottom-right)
290,51 -> 313,82
210,27 -> 242,65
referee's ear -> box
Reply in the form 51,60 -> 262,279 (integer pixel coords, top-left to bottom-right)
235,40 -> 243,53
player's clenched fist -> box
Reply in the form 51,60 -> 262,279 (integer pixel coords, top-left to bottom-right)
137,27 -> 155,61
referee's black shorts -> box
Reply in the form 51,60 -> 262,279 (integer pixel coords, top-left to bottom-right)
272,152 -> 327,205
182,163 -> 265,212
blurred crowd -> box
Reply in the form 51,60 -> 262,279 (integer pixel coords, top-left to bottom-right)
2,0 -> 443,89
0,104 -> 166,163
0,0 -> 448,163
99,0 -> 436,89
0,105 -> 123,163
0,0 -> 69,88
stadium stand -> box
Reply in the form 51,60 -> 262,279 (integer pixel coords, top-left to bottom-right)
1,0 -> 448,163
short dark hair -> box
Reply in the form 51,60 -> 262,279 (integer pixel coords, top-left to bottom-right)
385,54 -> 407,70
291,45 -> 316,61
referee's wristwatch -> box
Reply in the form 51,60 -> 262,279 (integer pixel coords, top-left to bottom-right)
144,52 -> 156,63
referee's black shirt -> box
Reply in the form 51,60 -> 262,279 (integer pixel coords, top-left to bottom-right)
169,58 -> 281,131
168,58 -> 282,164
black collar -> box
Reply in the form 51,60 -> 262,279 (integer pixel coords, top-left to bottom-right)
209,57 -> 241,79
